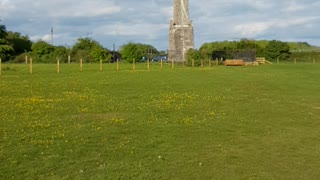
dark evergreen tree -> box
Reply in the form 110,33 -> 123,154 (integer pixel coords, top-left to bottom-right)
265,40 -> 290,61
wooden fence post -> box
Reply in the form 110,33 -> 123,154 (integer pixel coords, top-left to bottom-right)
294,58 -> 297,64
68,55 -> 71,64
147,59 -> 150,71
133,59 -> 135,71
57,58 -> 60,74
201,59 -> 204,68
80,59 -> 83,72
25,55 -> 28,64
116,59 -> 119,71
100,58 -> 102,72
160,59 -> 163,70
171,60 -> 174,69
29,58 -> 33,75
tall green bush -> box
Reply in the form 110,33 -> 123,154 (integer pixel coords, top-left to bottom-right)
186,49 -> 203,66
265,40 -> 291,61
120,42 -> 158,63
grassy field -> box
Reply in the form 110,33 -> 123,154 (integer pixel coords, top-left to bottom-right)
1,63 -> 320,179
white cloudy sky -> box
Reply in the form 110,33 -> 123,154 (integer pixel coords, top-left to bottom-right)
1,0 -> 320,50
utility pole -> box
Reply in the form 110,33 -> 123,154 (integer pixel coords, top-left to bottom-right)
113,43 -> 116,63
51,27 -> 53,45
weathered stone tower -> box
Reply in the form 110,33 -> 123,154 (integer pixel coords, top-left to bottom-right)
168,0 -> 194,62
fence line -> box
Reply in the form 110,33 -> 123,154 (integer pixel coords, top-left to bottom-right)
275,57 -> 320,64
0,57 -> 319,77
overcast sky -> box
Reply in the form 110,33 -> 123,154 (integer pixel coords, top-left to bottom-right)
1,0 -> 320,50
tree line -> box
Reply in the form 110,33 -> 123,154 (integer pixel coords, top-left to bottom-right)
0,22 -> 162,63
186,39 -> 320,66
1,21 -> 319,64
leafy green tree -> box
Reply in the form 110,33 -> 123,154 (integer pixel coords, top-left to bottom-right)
199,39 -> 269,60
199,41 -> 241,59
265,40 -> 290,61
120,42 -> 158,63
6,31 -> 32,55
72,38 -> 109,62
120,43 -> 141,63
288,42 -> 312,51
0,23 -> 7,39
90,47 -> 112,63
236,39 -> 256,49
236,39 -> 266,57
199,45 -> 212,60
30,40 -> 55,63
52,46 -> 68,62
72,38 -> 102,51
0,41 -> 14,61
186,49 -> 203,66
0,21 -> 32,61
0,23 -> 15,61
31,40 -> 54,56
29,42 -> 71,63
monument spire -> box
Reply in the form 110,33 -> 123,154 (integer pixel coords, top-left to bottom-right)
169,0 -> 194,62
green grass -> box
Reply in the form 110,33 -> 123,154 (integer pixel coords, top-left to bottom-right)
1,63 -> 320,179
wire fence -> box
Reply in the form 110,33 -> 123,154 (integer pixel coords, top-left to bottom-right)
1,57 -> 319,78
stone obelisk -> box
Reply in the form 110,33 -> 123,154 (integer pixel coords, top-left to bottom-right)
168,0 -> 194,62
